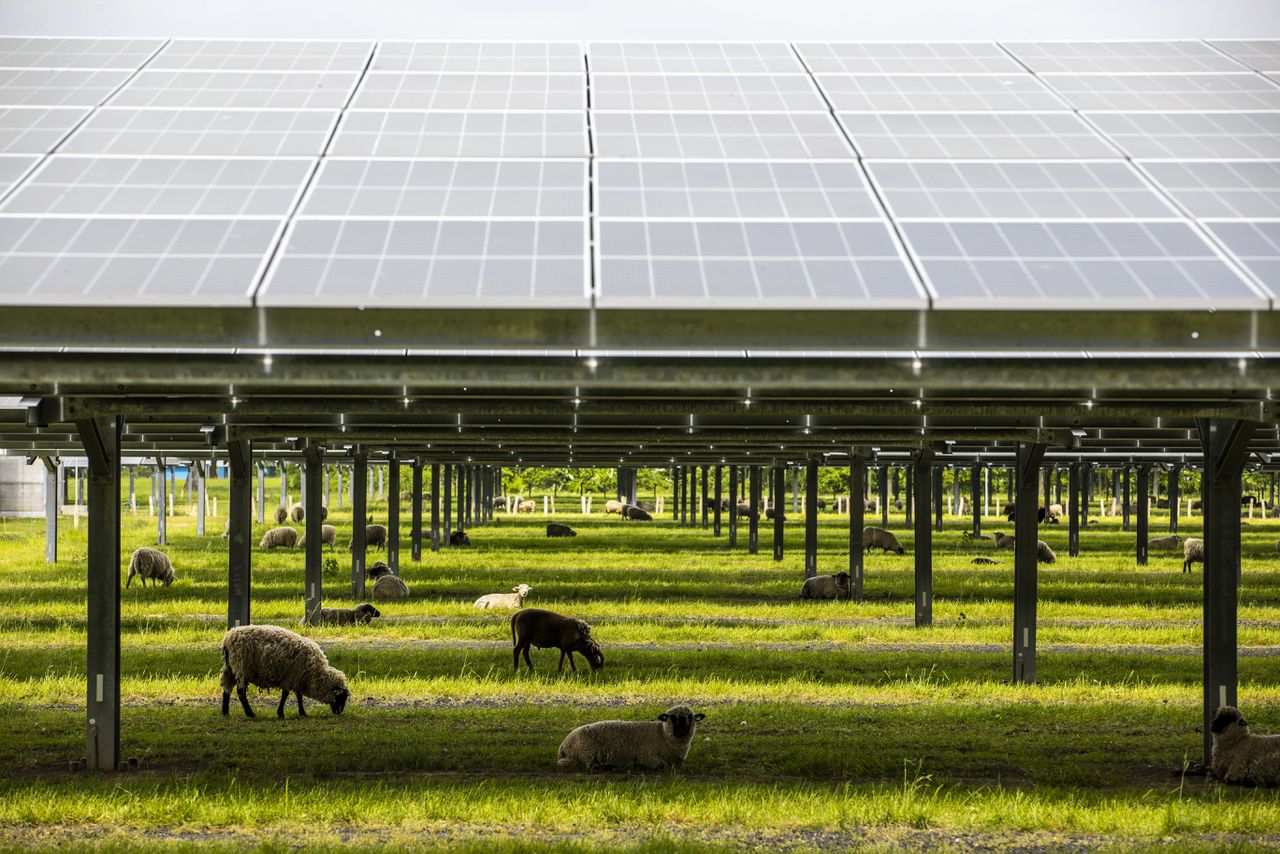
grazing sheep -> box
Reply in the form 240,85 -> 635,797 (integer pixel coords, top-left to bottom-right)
994,532 -> 1016,549
864,499 -> 878,513
991,532 -> 1055,562
259,527 -> 299,550
547,523 -> 577,537
274,507 -> 289,525
449,530 -> 472,546
1048,503 -> 1065,519
372,574 -> 409,599
511,608 -> 605,673
126,547 -> 174,588
290,503 -> 305,523
219,624 -> 350,718
604,499 -> 624,515
518,500 -> 536,513
474,584 -> 532,609
799,572 -> 850,600
493,496 -> 508,510
1148,534 -> 1181,550
297,524 -> 337,550
621,505 -> 652,521
736,502 -> 755,516
348,524 -> 387,552
862,526 -> 905,555
1183,537 -> 1204,573
766,507 -> 784,521
971,557 -> 999,565
1005,505 -> 1054,523
366,561 -> 392,581
317,604 -> 381,626
557,705 -> 705,770
1211,706 -> 1280,786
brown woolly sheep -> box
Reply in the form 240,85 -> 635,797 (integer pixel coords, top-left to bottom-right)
1211,706 -> 1280,786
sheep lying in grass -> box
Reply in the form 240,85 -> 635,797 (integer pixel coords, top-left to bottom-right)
1148,534 -> 1181,550
547,523 -> 577,537
1211,706 -> 1280,786
621,505 -> 652,521
511,608 -> 604,673
366,562 -> 392,581
474,584 -> 532,609
994,532 -> 1016,549
127,547 -> 174,588
449,530 -> 471,546
219,624 -> 350,718
991,533 -> 1055,563
372,574 -> 409,599
862,526 -> 904,555
260,527 -> 299,550
297,524 -> 337,550
275,506 -> 289,525
1183,538 -> 1204,573
799,572 -> 850,600
557,705 -> 705,770
317,604 -> 381,626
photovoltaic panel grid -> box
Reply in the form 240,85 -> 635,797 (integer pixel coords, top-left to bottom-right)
350,73 -> 586,111
371,42 -> 584,73
587,43 -> 804,74
1209,41 -> 1280,74
815,74 -> 1066,112
105,70 -> 363,110
1139,161 -> 1280,220
0,154 -> 38,195
0,37 -> 164,70
1205,222 -> 1280,294
0,68 -> 132,107
1002,41 -> 1249,73
147,40 -> 374,72
838,112 -> 1119,159
1086,112 -> 1280,159
1040,73 -> 1280,112
795,43 -> 1022,75
590,73 -> 826,112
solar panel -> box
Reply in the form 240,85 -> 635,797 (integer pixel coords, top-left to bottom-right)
0,216 -> 281,306
592,112 -> 853,159
1002,41 -> 1248,73
796,43 -> 1021,74
595,159 -> 882,219
1,156 -> 316,217
1210,40 -> 1280,74
0,68 -> 132,107
107,70 -> 362,110
587,43 -> 803,74
838,112 -> 1119,159
815,74 -> 1065,112
900,220 -> 1266,309
0,154 -> 38,195
299,158 -> 586,218
866,160 -> 1177,219
1204,222 -> 1280,292
259,219 -> 588,307
330,110 -> 588,157
1043,73 -> 1280,112
596,219 -> 925,307
372,42 -> 583,74
0,37 -> 164,70
60,108 -> 339,156
1139,161 -> 1280,219
350,72 -> 585,111
1085,112 -> 1280,159
590,73 -> 826,112
0,106 -> 90,154
149,40 -> 373,72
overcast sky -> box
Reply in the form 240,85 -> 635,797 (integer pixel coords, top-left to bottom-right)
3,0 -> 1279,40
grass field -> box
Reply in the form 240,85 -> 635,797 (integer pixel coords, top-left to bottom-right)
2,483 -> 1280,852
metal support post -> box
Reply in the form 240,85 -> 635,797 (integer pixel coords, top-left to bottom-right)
227,440 -> 252,629
1013,442 -> 1047,684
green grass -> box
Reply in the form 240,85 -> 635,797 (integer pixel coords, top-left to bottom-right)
1,489 -> 1280,851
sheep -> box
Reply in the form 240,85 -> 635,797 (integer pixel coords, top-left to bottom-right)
637,500 -> 656,512
557,705 -> 705,770
971,557 -> 999,565
316,604 -> 381,626
372,574 -> 410,599
1048,503 -> 1065,519
348,524 -> 387,552
126,547 -> 174,588
297,524 -> 337,550
474,584 -> 532,609
259,527 -> 299,550
799,572 -> 850,600
219,624 -> 350,718
1211,706 -> 1280,786
274,506 -> 289,525
493,496 -> 508,510
518,500 -> 536,513
1183,537 -> 1204,573
547,523 -> 577,537
622,505 -> 652,521
991,533 -> 1055,563
994,532 -> 1016,549
862,526 -> 905,555
1148,534 -> 1181,550
766,507 -> 784,521
366,561 -> 392,581
1005,505 -> 1054,523
290,503 -> 305,523
604,499 -> 624,515
449,530 -> 471,546
511,608 -> 604,673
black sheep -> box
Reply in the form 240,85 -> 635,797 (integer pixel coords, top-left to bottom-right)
546,523 -> 577,537
621,505 -> 652,521
510,608 -> 604,673
449,530 -> 471,546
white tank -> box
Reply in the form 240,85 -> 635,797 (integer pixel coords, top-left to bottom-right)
0,456 -> 44,517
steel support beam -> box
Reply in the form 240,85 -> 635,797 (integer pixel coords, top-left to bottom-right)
256,463 -> 265,525
226,439 -> 252,629
1122,466 -> 1131,531
879,464 -> 889,528
728,465 -> 739,548
1068,463 -> 1081,558
195,461 -> 206,537
1170,464 -> 1181,533
430,463 -> 440,554
443,464 -> 453,542
970,463 -> 981,536
1013,441 -> 1047,684
933,464 -> 943,532
1198,418 -> 1255,765
352,451 -> 368,598
905,466 -> 913,526
772,464 -> 785,561
42,455 -> 57,563
411,460 -> 423,561
157,459 -> 167,545
1136,463 -> 1150,567
673,466 -> 681,521
714,465 -> 723,537
701,466 -> 710,529
913,449 -> 934,627
388,453 -> 400,574
76,415 -> 121,771
804,458 -> 819,579
748,466 -> 760,555
302,445 -> 323,625
1081,462 -> 1091,529
850,452 -> 866,602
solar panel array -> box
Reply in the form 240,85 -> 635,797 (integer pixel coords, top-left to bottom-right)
0,37 -> 1276,316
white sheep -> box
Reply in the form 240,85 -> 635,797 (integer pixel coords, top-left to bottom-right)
259,527 -> 299,550
219,624 -> 350,718
372,574 -> 410,599
1148,534 -> 1181,550
557,705 -> 705,770
604,499 -> 624,515
799,573 -> 850,600
1183,537 -> 1204,573
1211,706 -> 1280,786
297,524 -> 337,550
127,547 -> 174,588
474,584 -> 532,609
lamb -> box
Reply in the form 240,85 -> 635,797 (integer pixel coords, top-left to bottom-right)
259,527 -> 299,550
547,523 -> 577,537
1210,706 -> 1280,786
511,608 -> 605,673
1183,537 -> 1204,573
126,547 -> 175,588
862,526 -> 905,555
557,705 -> 705,770
621,505 -> 652,521
604,499 -> 624,515
349,524 -> 387,552
474,584 -> 532,609
449,530 -> 472,546
274,506 -> 289,525
297,524 -> 337,550
799,572 -> 850,600
991,532 -> 1055,562
317,604 -> 381,626
219,624 -> 350,718
1148,534 -> 1181,550
372,574 -> 410,599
